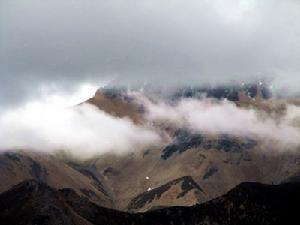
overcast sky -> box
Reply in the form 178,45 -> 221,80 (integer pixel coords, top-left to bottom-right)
1,0 -> 300,107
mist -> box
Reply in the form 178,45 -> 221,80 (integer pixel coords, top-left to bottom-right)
134,93 -> 300,147
0,83 -> 300,159
0,85 -> 160,158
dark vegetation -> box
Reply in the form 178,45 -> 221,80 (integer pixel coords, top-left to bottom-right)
0,179 -> 299,225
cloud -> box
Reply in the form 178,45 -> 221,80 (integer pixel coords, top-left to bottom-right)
0,85 -> 161,158
1,84 -> 299,159
0,0 -> 300,107
134,93 -> 300,146
0,0 -> 299,156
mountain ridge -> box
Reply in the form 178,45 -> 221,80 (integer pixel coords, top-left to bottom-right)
1,179 -> 300,225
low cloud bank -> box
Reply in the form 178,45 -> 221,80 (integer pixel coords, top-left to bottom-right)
0,85 -> 160,158
134,93 -> 300,147
1,85 -> 299,158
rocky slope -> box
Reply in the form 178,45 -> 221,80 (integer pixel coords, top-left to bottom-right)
128,176 -> 206,212
86,88 -> 143,123
0,152 -> 113,208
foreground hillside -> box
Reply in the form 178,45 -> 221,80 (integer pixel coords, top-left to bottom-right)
0,152 -> 113,208
0,179 -> 299,225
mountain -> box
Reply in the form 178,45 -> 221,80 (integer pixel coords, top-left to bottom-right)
0,179 -> 132,225
140,181 -> 300,225
84,86 -> 300,211
86,87 -> 143,123
128,176 -> 206,212
171,82 -> 272,102
1,84 -> 300,216
1,179 -> 299,225
0,151 -> 113,208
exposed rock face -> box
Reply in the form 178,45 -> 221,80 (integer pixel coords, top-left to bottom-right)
128,176 -> 206,212
171,83 -> 272,102
161,129 -> 257,160
1,180 -> 300,225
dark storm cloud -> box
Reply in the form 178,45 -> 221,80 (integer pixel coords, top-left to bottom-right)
0,0 -> 300,106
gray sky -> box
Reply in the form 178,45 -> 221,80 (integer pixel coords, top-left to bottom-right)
1,0 -> 300,107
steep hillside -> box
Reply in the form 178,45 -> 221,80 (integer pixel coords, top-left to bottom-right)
93,135 -> 300,211
1,180 -> 300,225
0,152 -> 113,208
86,88 -> 143,123
128,176 -> 206,212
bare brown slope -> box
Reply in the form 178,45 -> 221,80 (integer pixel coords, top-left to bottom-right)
86,90 -> 143,123
0,152 -> 113,208
128,176 -> 207,212
93,134 -> 300,211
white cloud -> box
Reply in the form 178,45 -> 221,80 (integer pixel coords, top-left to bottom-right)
1,85 -> 299,159
0,85 -> 161,158
134,93 -> 300,146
